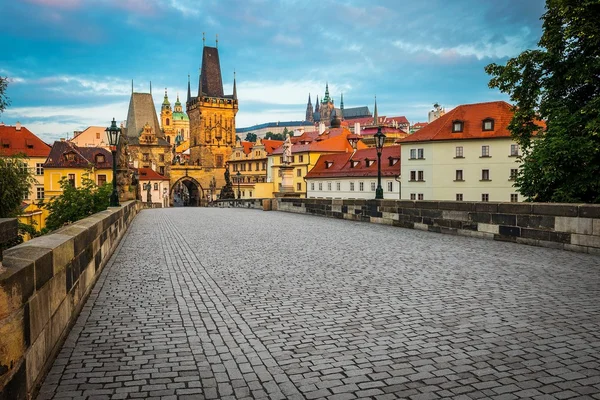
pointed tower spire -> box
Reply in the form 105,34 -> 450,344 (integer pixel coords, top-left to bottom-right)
187,74 -> 191,102
233,70 -> 237,100
373,95 -> 379,126
315,95 -> 320,113
305,93 -> 314,122
162,88 -> 170,107
339,93 -> 344,120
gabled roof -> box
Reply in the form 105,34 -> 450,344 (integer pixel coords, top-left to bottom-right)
44,141 -> 112,169
339,106 -> 371,119
413,122 -> 428,128
399,101 -> 545,143
261,139 -> 284,154
126,92 -> 163,139
138,167 -> 169,181
306,146 -> 401,179
271,126 -> 367,155
200,46 -> 224,97
0,124 -> 51,157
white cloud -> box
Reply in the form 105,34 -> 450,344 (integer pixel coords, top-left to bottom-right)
272,34 -> 302,47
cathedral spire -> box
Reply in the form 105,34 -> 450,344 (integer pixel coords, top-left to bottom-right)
305,93 -> 314,122
322,82 -> 331,103
315,95 -> 320,113
373,95 -> 379,126
339,93 -> 344,120
162,88 -> 170,107
233,70 -> 237,100
187,74 -> 191,102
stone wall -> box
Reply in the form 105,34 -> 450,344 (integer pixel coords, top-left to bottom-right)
212,199 -> 266,209
0,201 -> 141,399
277,198 -> 600,254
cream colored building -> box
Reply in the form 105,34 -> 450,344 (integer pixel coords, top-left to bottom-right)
70,126 -> 110,148
399,101 -> 542,203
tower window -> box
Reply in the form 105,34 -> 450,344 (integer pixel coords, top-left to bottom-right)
166,118 -> 170,126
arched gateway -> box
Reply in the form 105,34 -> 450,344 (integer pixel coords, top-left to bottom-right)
170,177 -> 203,207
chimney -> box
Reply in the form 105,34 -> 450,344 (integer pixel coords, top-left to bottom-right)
354,122 -> 360,135
318,122 -> 325,135
15,121 -> 21,131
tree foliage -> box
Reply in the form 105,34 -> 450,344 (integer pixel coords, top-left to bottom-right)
44,172 -> 111,231
265,131 -> 284,141
0,76 -> 10,116
485,0 -> 600,203
0,154 -> 35,218
245,132 -> 257,142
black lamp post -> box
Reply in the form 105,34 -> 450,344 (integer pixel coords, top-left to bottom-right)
374,126 -> 386,200
105,118 -> 121,207
236,171 -> 241,199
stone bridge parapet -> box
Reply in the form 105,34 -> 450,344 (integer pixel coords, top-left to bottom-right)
277,198 -> 600,254
0,201 -> 141,399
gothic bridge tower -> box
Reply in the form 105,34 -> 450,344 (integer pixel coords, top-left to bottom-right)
186,45 -> 238,169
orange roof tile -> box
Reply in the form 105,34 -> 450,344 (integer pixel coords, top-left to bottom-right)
272,126 -> 367,155
399,101 -> 545,143
306,146 -> 401,179
261,139 -> 284,154
138,167 -> 169,181
0,124 -> 51,158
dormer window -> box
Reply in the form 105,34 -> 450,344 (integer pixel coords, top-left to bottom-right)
452,120 -> 464,133
365,159 -> 374,167
325,161 -> 333,169
64,152 -> 76,162
350,160 -> 359,168
388,157 -> 399,166
482,118 -> 494,131
95,154 -> 105,163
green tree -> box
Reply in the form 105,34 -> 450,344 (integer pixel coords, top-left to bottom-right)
245,132 -> 257,142
485,0 -> 600,203
0,76 -> 10,115
0,154 -> 35,218
44,172 -> 111,231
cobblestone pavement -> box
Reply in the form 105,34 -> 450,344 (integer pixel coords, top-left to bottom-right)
38,208 -> 600,400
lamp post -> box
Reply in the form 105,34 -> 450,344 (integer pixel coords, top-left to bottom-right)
374,126 -> 386,200
105,118 -> 121,207
236,171 -> 241,199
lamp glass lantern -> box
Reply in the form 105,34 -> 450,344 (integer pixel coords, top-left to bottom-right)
105,118 -> 121,207
105,118 -> 121,147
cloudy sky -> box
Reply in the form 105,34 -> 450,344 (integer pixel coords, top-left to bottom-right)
0,0 -> 546,143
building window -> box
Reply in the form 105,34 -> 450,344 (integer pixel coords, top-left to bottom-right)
410,171 -> 416,181
36,187 -> 44,200
387,181 -> 393,192
97,174 -> 107,186
241,163 -> 246,171
456,193 -> 463,201
166,118 -> 170,126
233,164 -> 238,172
482,193 -> 489,202
297,169 -> 302,177
95,154 -> 105,163
510,168 -> 518,180
481,145 -> 490,157
262,162 -> 266,170
299,155 -> 304,163
142,153 -> 149,162
291,156 -> 295,163
417,148 -> 424,159
159,154 -> 165,162
23,190 -> 29,200
36,163 -> 44,175
452,120 -> 464,133
336,182 -> 341,191
481,169 -> 490,181
311,182 -> 314,190
325,182 -> 330,191
510,144 -> 519,156
297,183 -> 302,191
96,132 -> 100,139
359,182 -> 364,191
482,118 -> 494,131
410,149 -> 416,159
318,182 -> 323,191
154,183 -> 158,190
410,193 -> 416,200
256,162 -> 260,171
68,174 -> 75,187
215,155 -> 224,168
418,171 -> 424,181
159,166 -> 165,175
511,193 -> 519,202
236,152 -> 240,157
249,191 -> 253,197
455,146 -> 463,158
455,170 -> 463,181
280,157 -> 283,164
248,163 -> 252,171
350,182 -> 355,191
370,182 -> 376,191
418,193 -> 424,200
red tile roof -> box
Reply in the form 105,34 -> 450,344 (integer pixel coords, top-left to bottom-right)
138,167 -> 169,181
399,101 -> 545,143
413,122 -> 428,128
0,124 -> 51,157
44,141 -> 112,169
261,139 -> 284,154
360,126 -> 408,136
306,146 -> 401,179
241,141 -> 253,155
272,126 -> 368,155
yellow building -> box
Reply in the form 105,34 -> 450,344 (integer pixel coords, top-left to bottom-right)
270,116 -> 367,197
43,140 -> 113,199
160,89 -> 190,146
229,138 -> 283,199
399,101 -> 544,202
0,122 -> 52,232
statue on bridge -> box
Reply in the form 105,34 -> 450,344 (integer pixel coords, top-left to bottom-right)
146,182 -> 152,204
219,163 -> 235,199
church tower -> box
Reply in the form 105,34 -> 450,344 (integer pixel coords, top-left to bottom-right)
187,44 -> 238,168
161,89 -> 175,144
320,82 -> 335,123
305,94 -> 314,122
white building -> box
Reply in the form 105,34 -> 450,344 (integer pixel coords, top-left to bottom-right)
399,101 -> 544,202
138,167 -> 170,207
305,146 -> 401,200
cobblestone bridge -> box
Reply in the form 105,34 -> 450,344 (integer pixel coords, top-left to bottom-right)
38,208 -> 600,400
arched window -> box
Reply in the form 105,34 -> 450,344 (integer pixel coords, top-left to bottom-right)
166,118 -> 170,126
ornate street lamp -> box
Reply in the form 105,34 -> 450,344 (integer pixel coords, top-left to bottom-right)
105,118 -> 121,207
236,171 -> 241,199
374,126 -> 386,200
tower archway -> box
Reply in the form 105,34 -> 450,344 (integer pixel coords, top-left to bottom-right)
170,177 -> 203,207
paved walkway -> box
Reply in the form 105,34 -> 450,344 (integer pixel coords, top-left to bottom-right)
38,208 -> 600,400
